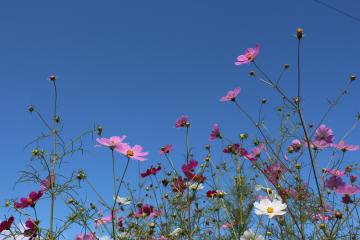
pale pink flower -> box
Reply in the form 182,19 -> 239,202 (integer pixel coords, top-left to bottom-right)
221,221 -> 235,229
331,140 -> 359,152
334,184 -> 360,195
75,233 -> 97,240
235,44 -> 260,65
244,143 -> 265,161
96,136 -> 127,149
95,210 -> 117,228
290,139 -> 302,152
220,87 -> 241,102
209,124 -> 221,140
116,144 -> 149,161
324,168 -> 346,177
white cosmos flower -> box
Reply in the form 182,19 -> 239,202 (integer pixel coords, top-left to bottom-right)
188,183 -> 204,191
114,196 -> 131,206
240,229 -> 264,240
254,198 -> 287,218
169,227 -> 182,236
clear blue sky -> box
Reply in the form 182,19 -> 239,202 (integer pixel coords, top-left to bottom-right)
0,0 -> 359,237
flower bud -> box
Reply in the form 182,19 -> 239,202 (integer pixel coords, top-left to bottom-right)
249,71 -> 256,77
335,211 -> 342,219
240,133 -> 248,140
49,74 -> 57,81
97,125 -> 103,136
284,64 -> 289,69
350,75 -> 356,81
296,28 -> 304,39
28,105 -> 35,112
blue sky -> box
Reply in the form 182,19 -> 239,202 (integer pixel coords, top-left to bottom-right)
0,0 -> 359,237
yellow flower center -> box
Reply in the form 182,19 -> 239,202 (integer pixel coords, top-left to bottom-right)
126,149 -> 134,157
266,207 -> 274,214
27,198 -> 33,205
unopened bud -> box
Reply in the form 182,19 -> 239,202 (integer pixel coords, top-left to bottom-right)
296,28 -> 304,39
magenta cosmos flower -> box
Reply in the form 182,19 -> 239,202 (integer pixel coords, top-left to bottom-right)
159,144 -> 173,155
220,87 -> 241,102
96,135 -> 127,149
324,168 -> 346,177
175,115 -> 189,128
209,124 -> 221,140
116,144 -> 149,161
331,140 -> 359,152
0,216 -> 14,233
14,191 -> 43,209
235,44 -> 260,65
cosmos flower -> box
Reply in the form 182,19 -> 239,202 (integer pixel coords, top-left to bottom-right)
188,182 -> 204,191
290,139 -> 302,152
209,124 -> 221,140
254,198 -> 287,218
114,196 -> 131,206
324,168 -> 346,177
264,163 -> 286,185
133,204 -> 161,218
325,176 -> 345,190
116,144 -> 149,161
159,144 -> 173,155
175,115 -> 189,128
75,233 -> 97,240
220,87 -> 241,102
240,229 -> 264,240
331,140 -> 359,152
243,143 -> 265,161
235,44 -> 260,65
0,216 -> 14,233
14,191 -> 43,209
333,184 -> 360,195
95,210 -> 117,228
23,219 -> 38,240
40,174 -> 55,193
141,166 -> 161,178
96,136 -> 127,149
172,177 -> 187,193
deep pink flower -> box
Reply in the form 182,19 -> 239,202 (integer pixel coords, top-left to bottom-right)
331,140 -> 359,152
181,160 -> 198,173
181,160 -> 206,182
325,176 -> 345,190
159,144 -> 173,155
96,135 -> 127,149
206,190 -> 218,198
209,124 -> 221,140
334,184 -> 360,195
235,44 -> 260,65
14,191 -> 43,209
172,176 -> 187,193
23,219 -> 38,239
116,144 -> 149,161
341,194 -> 353,204
75,233 -> 97,240
264,163 -> 287,185
0,216 -> 14,233
141,166 -> 161,178
220,87 -> 241,102
175,115 -> 189,128
350,175 -> 357,183
223,144 -> 246,155
133,204 -> 161,218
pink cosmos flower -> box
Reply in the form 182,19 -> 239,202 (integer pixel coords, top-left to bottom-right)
175,115 -> 189,128
290,139 -> 302,152
0,216 -> 14,233
331,140 -> 359,152
325,176 -> 345,190
116,144 -> 149,161
75,233 -> 97,240
324,168 -> 346,177
209,124 -> 221,140
235,44 -> 260,65
133,204 -> 161,218
14,191 -> 43,209
264,163 -> 287,185
244,143 -> 265,161
221,221 -> 235,229
159,144 -> 173,155
40,174 -> 55,192
95,210 -> 117,228
334,184 -> 360,195
96,135 -> 127,149
315,124 -> 334,143
220,87 -> 241,102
